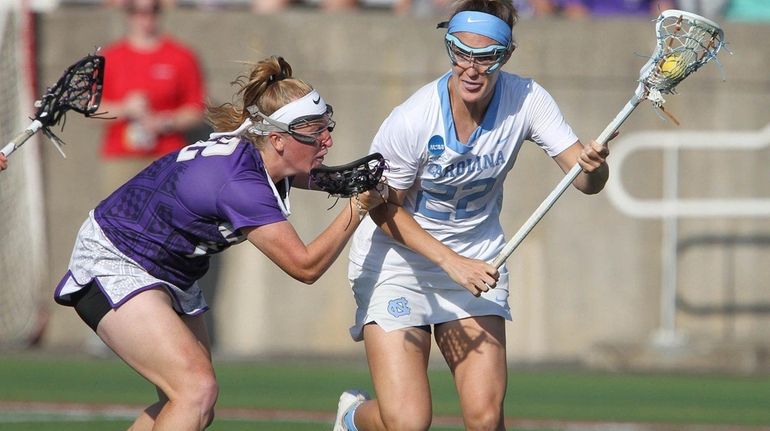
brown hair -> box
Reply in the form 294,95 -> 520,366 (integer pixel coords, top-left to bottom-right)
449,0 -> 518,29
124,0 -> 162,14
206,56 -> 313,147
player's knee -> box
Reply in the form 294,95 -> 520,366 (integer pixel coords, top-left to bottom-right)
193,378 -> 218,426
381,407 -> 432,431
194,374 -> 219,410
462,404 -> 503,431
175,369 -> 219,419
382,418 -> 431,431
203,407 -> 216,428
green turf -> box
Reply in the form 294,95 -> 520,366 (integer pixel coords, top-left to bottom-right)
0,354 -> 768,430
0,419 -> 494,431
0,418 -> 346,431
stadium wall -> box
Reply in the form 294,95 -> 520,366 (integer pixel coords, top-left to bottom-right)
34,7 -> 770,370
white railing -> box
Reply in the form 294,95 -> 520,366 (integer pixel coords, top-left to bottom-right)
605,123 -> 770,348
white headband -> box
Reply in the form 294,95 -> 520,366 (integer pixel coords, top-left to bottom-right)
243,89 -> 329,136
268,90 -> 327,124
208,90 -> 329,139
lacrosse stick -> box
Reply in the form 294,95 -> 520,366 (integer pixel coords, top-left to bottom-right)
491,9 -> 725,268
310,152 -> 387,198
0,52 -> 105,159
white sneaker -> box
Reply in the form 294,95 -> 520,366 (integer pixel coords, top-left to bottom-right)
333,389 -> 370,431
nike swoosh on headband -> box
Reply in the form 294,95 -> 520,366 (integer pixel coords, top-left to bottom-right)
446,11 -> 513,47
313,96 -> 321,104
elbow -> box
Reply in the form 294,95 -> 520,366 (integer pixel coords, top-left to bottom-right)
582,187 -> 603,196
580,182 -> 607,195
279,252 -> 332,284
297,275 -> 320,285
291,268 -> 322,285
579,168 -> 609,195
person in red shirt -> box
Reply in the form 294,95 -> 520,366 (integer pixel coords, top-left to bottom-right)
99,0 -> 205,191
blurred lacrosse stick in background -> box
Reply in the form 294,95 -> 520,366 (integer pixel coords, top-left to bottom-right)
0,52 -> 104,160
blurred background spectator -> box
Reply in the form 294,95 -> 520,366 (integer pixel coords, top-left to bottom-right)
392,0 -> 558,18
43,0 -> 770,21
723,0 -> 770,22
103,0 -> 178,7
675,0 -> 729,19
250,0 -> 291,14
98,0 -> 206,193
392,0 -> 448,16
389,0 -> 680,20
523,0 -> 560,17
251,0 -> 358,14
558,0 -> 675,18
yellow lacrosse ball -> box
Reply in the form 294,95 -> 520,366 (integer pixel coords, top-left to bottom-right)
659,53 -> 685,78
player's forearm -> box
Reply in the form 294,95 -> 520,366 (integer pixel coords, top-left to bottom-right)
298,199 -> 364,284
369,203 -> 458,269
573,162 -> 609,195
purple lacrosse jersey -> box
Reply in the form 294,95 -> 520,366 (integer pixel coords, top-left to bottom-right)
94,136 -> 288,287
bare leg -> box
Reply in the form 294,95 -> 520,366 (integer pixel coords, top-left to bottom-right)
436,316 -> 507,431
354,324 -> 433,431
96,288 -> 218,431
128,398 -> 165,431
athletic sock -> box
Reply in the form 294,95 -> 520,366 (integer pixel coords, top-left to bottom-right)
343,401 -> 361,431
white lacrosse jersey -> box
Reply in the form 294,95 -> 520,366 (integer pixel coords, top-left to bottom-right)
349,71 -> 577,289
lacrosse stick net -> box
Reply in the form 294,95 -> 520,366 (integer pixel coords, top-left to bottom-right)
491,10 -> 725,268
641,10 -> 725,106
0,52 -> 105,159
310,152 -> 387,198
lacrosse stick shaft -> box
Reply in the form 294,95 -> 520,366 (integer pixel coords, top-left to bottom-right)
491,91 -> 643,269
0,120 -> 44,158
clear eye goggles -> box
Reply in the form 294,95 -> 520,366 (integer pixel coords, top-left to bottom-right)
249,104 -> 336,146
280,106 -> 336,145
444,33 -> 509,75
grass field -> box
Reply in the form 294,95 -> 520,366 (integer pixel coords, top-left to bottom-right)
1,353 -> 769,430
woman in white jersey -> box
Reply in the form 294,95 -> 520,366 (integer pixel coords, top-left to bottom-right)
334,1 -> 610,430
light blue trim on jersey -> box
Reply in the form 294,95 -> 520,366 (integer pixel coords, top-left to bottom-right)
437,71 -> 502,155
447,11 -> 512,46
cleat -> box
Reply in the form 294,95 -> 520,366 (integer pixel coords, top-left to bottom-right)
333,389 -> 370,431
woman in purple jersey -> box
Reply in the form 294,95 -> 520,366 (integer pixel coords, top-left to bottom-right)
333,1 -> 609,430
54,56 -> 386,431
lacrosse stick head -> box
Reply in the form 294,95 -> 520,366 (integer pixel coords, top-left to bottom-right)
35,53 -> 105,127
309,152 -> 387,198
638,9 -> 724,104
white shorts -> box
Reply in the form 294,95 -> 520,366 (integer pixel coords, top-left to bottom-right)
54,211 -> 208,315
348,262 -> 511,341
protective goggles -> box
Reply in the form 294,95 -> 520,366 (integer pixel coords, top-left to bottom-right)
260,106 -> 335,146
444,33 -> 509,75
247,90 -> 336,146
437,11 -> 515,75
